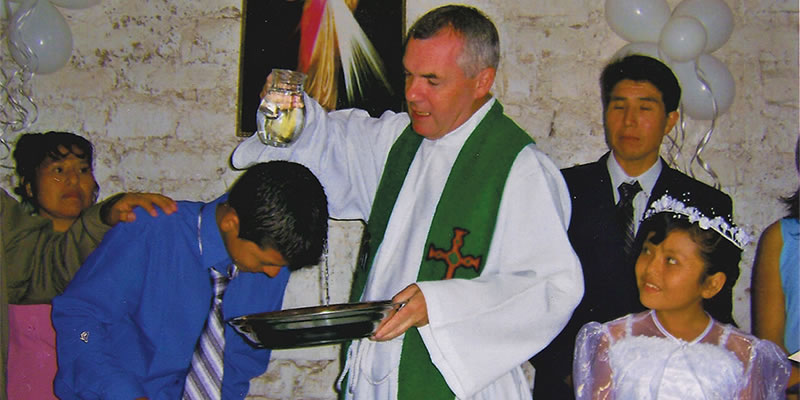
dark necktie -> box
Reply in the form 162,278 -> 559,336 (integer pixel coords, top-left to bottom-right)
617,181 -> 642,256
183,267 -> 232,400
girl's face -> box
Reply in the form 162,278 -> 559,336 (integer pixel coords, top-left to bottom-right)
635,229 -> 723,315
29,145 -> 97,232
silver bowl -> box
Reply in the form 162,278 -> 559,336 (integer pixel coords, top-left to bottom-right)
228,301 -> 402,349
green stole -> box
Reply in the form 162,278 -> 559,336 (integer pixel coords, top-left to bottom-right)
346,102 -> 533,399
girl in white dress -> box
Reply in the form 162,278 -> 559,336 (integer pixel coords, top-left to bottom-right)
573,194 -> 791,399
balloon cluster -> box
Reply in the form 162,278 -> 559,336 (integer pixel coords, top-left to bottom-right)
0,0 -> 98,158
606,0 -> 735,121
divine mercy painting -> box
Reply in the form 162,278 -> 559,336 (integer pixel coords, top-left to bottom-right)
238,0 -> 405,136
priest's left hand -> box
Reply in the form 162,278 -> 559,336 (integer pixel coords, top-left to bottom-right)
371,284 -> 429,341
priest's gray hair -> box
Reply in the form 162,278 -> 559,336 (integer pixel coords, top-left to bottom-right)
406,5 -> 499,78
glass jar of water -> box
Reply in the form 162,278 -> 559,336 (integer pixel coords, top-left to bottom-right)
256,69 -> 306,147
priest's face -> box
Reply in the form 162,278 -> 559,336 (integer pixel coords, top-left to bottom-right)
403,27 -> 493,140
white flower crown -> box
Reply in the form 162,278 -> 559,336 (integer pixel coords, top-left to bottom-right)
643,194 -> 751,250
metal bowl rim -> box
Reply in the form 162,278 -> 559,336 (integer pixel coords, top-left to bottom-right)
229,300 -> 398,325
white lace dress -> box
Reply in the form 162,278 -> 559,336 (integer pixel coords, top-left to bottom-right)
573,311 -> 790,399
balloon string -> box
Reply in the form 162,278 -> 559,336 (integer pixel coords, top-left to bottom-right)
665,109 -> 687,171
658,45 -> 698,177
688,62 -> 721,189
319,243 -> 330,306
0,0 -> 39,165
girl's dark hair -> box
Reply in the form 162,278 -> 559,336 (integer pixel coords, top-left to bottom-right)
783,190 -> 799,219
785,135 -> 799,219
635,213 -> 742,326
13,132 -> 95,210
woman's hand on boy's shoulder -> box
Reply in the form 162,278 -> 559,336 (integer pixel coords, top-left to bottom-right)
101,192 -> 178,226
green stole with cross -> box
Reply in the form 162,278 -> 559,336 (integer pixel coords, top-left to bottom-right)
345,101 -> 534,399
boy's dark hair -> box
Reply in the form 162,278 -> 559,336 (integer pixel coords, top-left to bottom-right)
227,161 -> 328,270
600,55 -> 682,115
406,5 -> 499,77
635,213 -> 742,326
13,131 -> 95,209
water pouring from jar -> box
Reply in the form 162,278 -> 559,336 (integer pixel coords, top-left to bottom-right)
256,69 -> 307,147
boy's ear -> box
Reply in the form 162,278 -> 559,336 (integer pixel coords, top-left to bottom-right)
701,271 -> 726,299
220,206 -> 240,235
25,181 -> 33,198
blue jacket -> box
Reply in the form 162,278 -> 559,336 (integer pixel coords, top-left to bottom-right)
52,195 -> 290,400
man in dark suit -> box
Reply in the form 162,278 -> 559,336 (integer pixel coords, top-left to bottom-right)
531,55 -> 733,399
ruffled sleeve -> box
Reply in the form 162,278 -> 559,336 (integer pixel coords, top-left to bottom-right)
737,337 -> 791,399
573,321 -> 614,400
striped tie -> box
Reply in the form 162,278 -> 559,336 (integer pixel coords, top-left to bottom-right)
617,181 -> 642,256
183,267 -> 233,400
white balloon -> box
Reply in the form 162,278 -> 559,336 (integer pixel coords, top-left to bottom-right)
659,16 -> 707,63
605,0 -> 671,43
673,0 -> 734,53
48,0 -> 99,9
672,54 -> 735,120
8,0 -> 73,74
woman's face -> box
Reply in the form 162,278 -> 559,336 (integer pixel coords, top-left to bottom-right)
30,145 -> 97,231
635,229 -> 721,315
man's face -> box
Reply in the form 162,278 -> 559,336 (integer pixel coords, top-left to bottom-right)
403,27 -> 490,140
604,80 -> 679,174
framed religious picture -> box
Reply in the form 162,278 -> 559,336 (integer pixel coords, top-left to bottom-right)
237,0 -> 406,137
